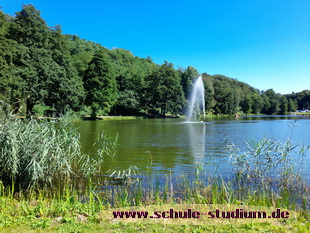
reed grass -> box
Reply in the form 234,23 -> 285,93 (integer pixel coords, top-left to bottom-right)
0,101 -> 117,191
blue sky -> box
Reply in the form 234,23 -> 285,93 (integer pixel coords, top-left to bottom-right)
1,0 -> 309,94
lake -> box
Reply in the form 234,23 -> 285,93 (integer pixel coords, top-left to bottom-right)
74,115 -> 310,182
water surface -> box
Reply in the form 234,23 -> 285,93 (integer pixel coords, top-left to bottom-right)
74,115 -> 310,182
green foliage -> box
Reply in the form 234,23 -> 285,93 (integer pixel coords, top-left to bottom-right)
179,66 -> 199,100
114,90 -> 140,115
251,93 -> 264,114
288,99 -> 297,112
66,35 -> 104,77
112,50 -> 156,115
286,90 -> 310,111
32,104 -> 54,117
201,73 -> 215,113
261,89 -> 280,115
145,61 -> 185,117
212,75 -> 240,114
279,96 -> 288,115
5,5 -> 85,116
83,50 -> 117,118
43,26 -> 85,113
240,95 -> 253,114
0,10 -> 21,109
7,5 -> 50,115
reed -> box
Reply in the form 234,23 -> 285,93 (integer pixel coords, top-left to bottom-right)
0,101 -> 116,191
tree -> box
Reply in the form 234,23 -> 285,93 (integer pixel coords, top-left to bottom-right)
43,26 -> 85,113
287,99 -> 297,112
0,10 -> 21,109
66,35 -> 104,77
145,61 -> 185,117
261,89 -> 280,115
114,90 -> 140,115
298,91 -> 310,110
261,92 -> 271,114
213,75 -> 240,114
83,50 -> 117,118
108,49 -> 156,115
114,68 -> 145,115
240,95 -> 253,114
8,5 -> 85,116
179,66 -> 199,100
251,93 -> 264,114
201,73 -> 215,113
8,4 -> 51,116
279,96 -> 288,115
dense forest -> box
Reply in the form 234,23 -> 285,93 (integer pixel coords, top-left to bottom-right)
0,4 -> 309,118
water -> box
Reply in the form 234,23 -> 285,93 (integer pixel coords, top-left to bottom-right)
74,115 -> 310,183
187,76 -> 206,120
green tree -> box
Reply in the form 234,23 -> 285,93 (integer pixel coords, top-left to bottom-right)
287,99 -> 297,112
114,90 -> 140,115
8,5 -> 85,116
66,35 -> 104,77
261,92 -> 271,114
297,90 -> 310,110
213,75 -> 240,114
279,96 -> 288,115
0,10 -> 21,109
43,26 -> 85,113
114,68 -> 145,115
251,93 -> 264,114
145,61 -> 185,117
108,49 -> 156,115
240,95 -> 253,114
179,66 -> 199,100
83,50 -> 117,118
261,89 -> 280,115
8,4 -> 51,116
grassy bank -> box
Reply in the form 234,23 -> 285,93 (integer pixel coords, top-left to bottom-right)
0,212 -> 309,232
0,175 -> 309,232
296,112 -> 310,115
1,218 -> 309,233
81,116 -> 140,121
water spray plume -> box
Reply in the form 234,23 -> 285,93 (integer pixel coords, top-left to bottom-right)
187,76 -> 206,121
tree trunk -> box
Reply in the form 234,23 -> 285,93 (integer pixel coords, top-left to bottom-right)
12,98 -> 21,115
26,98 -> 35,118
161,104 -> 166,118
91,107 -> 97,120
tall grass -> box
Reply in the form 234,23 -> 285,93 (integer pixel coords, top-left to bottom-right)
0,101 -> 115,190
227,134 -> 309,189
226,128 -> 309,210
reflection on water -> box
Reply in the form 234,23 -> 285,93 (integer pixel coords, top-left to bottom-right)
185,121 -> 205,164
74,115 -> 310,182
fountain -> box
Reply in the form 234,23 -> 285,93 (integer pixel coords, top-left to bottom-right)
187,76 -> 206,121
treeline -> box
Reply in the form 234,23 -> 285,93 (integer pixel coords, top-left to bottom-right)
0,4 -> 309,118
285,90 -> 310,111
200,74 -> 301,115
